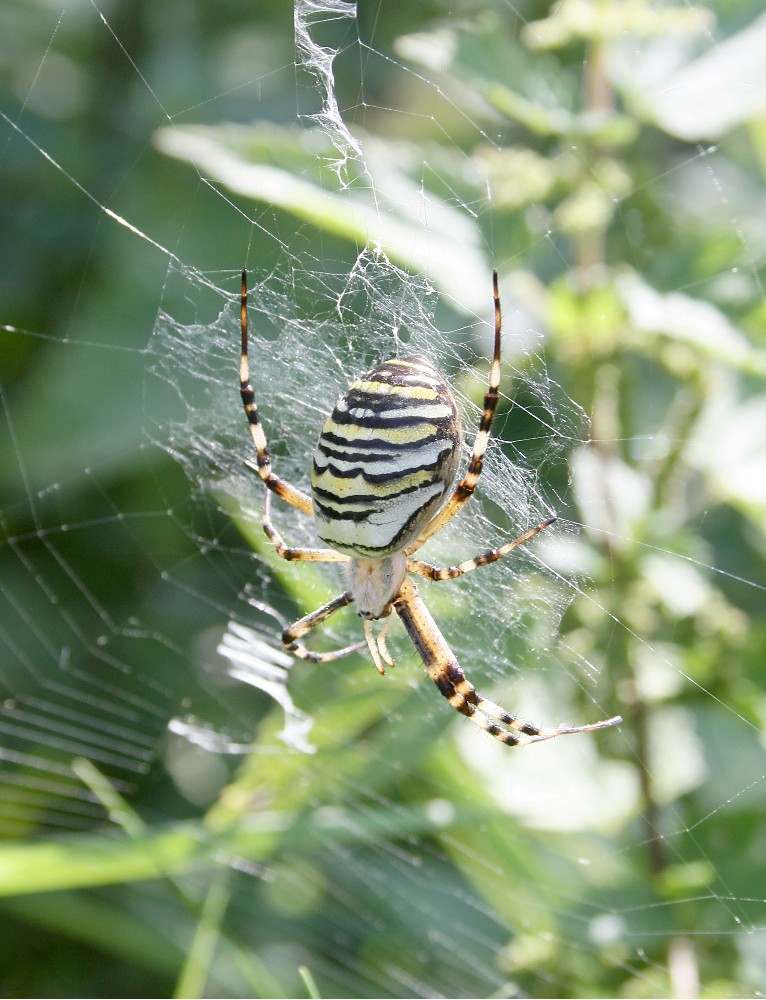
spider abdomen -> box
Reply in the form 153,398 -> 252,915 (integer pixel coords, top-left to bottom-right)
311,356 -> 462,558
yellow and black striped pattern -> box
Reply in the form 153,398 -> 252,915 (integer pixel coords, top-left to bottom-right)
239,268 -> 621,749
394,576 -> 621,746
311,357 -> 462,558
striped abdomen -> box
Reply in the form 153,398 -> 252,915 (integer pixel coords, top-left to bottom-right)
311,356 -> 462,558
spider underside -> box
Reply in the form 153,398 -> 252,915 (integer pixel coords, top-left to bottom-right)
238,270 -> 620,747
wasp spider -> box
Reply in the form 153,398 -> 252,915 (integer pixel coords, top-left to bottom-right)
239,270 -> 621,747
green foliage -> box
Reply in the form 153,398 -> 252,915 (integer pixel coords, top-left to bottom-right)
1,1 -> 765,997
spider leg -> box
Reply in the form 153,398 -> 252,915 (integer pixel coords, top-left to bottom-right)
240,269 -> 313,516
406,270 -> 502,556
262,490 -> 349,564
407,516 -> 556,581
282,591 -> 366,662
474,699 -> 622,742
393,577 -> 620,747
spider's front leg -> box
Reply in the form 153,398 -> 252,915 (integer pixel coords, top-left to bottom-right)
393,577 -> 621,747
282,591 -> 367,662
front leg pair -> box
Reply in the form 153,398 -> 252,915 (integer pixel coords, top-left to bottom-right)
393,577 -> 621,747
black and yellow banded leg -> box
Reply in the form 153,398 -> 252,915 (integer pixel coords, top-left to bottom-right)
240,269 -> 313,516
282,591 -> 366,662
393,577 -> 621,746
406,270 -> 503,555
262,491 -> 350,564
407,517 -> 556,582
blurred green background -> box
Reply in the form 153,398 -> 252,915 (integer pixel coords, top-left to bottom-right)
2,1 -> 766,997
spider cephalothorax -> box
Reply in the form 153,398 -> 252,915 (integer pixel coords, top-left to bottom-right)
239,269 -> 620,746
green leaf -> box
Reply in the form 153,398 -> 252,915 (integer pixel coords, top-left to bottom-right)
617,10 -> 766,140
154,123 -> 489,310
617,271 -> 766,376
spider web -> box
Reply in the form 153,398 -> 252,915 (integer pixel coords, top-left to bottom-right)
1,1 -> 766,997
